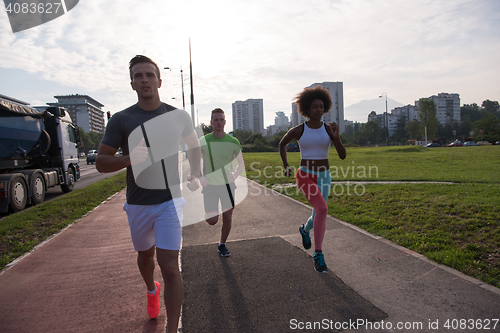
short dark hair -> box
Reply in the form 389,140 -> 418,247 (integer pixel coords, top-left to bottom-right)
211,108 -> 225,119
294,85 -> 332,118
129,55 -> 161,80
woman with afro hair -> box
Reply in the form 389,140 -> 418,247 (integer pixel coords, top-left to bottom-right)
279,85 -> 346,273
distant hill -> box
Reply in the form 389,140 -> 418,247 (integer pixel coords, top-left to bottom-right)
344,98 -> 405,123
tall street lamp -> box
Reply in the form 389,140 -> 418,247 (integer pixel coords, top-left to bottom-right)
379,92 -> 388,146
164,64 -> 186,110
189,38 -> 195,126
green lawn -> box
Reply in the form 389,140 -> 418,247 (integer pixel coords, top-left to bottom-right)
244,145 -> 500,288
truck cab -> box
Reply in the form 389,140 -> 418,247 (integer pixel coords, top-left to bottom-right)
0,96 -> 80,212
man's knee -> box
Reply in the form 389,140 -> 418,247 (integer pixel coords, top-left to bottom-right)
156,249 -> 180,279
205,213 -> 219,225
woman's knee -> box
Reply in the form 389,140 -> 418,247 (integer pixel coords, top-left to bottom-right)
315,201 -> 328,217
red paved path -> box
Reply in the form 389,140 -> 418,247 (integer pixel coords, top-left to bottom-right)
0,190 -> 167,333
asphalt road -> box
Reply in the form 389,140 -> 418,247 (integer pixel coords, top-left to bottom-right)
0,159 -> 123,218
43,159 -> 123,201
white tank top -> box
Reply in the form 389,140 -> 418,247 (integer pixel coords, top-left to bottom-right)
298,122 -> 331,160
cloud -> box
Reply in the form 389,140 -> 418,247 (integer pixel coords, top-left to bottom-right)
1,0 -> 499,128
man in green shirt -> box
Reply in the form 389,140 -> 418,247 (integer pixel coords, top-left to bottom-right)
199,108 -> 244,256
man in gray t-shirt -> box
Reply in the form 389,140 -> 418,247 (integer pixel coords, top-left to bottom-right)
96,55 -> 200,332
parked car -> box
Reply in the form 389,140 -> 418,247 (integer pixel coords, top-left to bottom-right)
87,149 -> 97,164
463,141 -> 477,146
426,142 -> 440,147
476,141 -> 492,146
495,141 -> 500,145
448,140 -> 463,147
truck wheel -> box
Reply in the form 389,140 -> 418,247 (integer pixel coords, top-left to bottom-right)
61,168 -> 75,193
31,173 -> 46,205
10,176 -> 27,212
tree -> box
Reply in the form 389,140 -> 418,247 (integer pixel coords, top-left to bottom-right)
405,120 -> 422,140
418,98 -> 439,139
201,123 -> 213,135
78,128 -> 101,153
267,130 -> 288,148
460,119 -> 473,138
344,124 -> 354,139
243,133 -> 267,146
230,129 -> 253,144
461,103 -> 482,123
362,120 -> 384,144
353,131 -> 368,146
482,100 -> 500,117
340,133 -> 351,146
472,115 -> 500,141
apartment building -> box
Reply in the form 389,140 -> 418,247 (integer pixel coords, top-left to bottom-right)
232,98 -> 264,133
368,93 -> 461,138
426,93 -> 461,125
48,94 -> 105,133
368,112 -> 398,138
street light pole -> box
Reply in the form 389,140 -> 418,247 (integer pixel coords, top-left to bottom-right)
379,92 -> 388,146
189,38 -> 195,126
164,65 -> 186,110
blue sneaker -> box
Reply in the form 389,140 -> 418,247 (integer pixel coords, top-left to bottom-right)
299,225 -> 311,250
218,244 -> 230,257
314,252 -> 328,273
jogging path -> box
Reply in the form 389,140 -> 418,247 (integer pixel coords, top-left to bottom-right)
0,179 -> 499,332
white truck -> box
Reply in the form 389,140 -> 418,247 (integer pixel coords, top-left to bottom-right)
0,96 -> 80,213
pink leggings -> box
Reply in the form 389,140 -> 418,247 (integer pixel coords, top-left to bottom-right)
296,167 -> 331,251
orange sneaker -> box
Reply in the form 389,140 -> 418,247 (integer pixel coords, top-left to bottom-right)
147,281 -> 161,319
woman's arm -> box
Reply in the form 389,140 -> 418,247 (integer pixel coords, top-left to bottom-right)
327,122 -> 346,160
278,125 -> 302,177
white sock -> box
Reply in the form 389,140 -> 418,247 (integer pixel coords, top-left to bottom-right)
219,243 -> 225,246
147,284 -> 157,295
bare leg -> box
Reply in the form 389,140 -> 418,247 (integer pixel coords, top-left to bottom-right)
156,248 -> 183,333
137,246 -> 156,291
206,213 -> 219,226
220,209 -> 233,244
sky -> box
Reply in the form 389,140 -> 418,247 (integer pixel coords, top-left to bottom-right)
1,0 -> 499,130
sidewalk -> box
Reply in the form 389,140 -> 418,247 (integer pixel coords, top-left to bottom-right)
0,179 -> 499,333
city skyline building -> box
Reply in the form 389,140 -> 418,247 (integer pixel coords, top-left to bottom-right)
232,98 -> 264,133
364,92 -> 461,138
274,111 -> 289,127
425,93 -> 461,125
48,94 -> 105,133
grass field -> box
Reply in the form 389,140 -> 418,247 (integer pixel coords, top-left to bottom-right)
1,146 -> 499,288
244,145 -> 500,288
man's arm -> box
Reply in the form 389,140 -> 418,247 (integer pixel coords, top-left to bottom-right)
181,131 -> 201,178
228,151 -> 245,182
96,138 -> 149,173
96,143 -> 129,173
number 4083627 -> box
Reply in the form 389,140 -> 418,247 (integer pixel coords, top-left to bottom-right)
5,2 -> 62,14
443,319 -> 499,330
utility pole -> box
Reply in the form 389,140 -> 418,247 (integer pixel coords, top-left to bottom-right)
189,38 -> 195,126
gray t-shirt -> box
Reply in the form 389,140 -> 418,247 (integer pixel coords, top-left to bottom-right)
101,103 -> 193,205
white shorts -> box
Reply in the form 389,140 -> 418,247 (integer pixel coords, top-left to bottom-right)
123,197 -> 186,251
